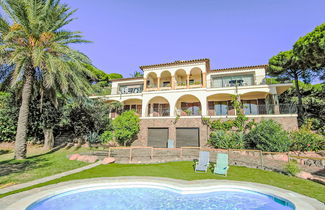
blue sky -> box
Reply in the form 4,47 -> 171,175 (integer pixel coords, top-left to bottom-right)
63,0 -> 325,77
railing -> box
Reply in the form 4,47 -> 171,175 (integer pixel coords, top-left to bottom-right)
210,78 -> 292,88
279,104 -> 298,114
242,104 -> 297,115
111,108 -> 142,118
89,147 -> 325,176
119,85 -> 143,94
208,107 -> 235,116
148,108 -> 170,117
176,109 -> 201,116
207,104 -> 297,116
91,86 -> 144,96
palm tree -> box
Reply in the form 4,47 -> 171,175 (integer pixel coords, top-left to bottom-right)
0,0 -> 94,159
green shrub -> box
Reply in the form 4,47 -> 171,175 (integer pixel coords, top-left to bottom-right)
100,130 -> 114,144
112,110 -> 140,146
245,120 -> 290,152
0,92 -> 18,142
284,160 -> 301,176
209,119 -> 234,131
290,128 -> 325,152
86,132 -> 101,145
208,130 -> 245,149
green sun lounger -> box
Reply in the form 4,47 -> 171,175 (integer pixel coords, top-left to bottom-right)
214,153 -> 229,176
195,151 -> 210,173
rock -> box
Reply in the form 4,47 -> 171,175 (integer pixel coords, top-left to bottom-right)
102,157 -> 116,164
296,171 -> 313,179
77,155 -> 87,162
86,156 -> 98,163
69,154 -> 80,160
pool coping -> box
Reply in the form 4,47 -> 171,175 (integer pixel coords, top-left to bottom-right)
1,177 -> 324,210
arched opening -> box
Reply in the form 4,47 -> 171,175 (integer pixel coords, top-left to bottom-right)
175,69 -> 187,88
122,99 -> 142,116
160,71 -> 172,89
175,95 -> 201,116
240,91 -> 272,115
147,96 -> 170,117
207,94 -> 235,116
189,67 -> 202,86
147,72 -> 158,89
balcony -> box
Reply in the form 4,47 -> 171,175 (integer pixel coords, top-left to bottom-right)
148,108 -> 170,117
208,104 -> 297,116
119,85 -> 143,94
210,76 -> 292,89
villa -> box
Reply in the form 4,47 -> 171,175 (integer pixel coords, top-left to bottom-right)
92,58 -> 297,148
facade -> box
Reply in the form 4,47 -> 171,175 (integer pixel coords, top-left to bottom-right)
92,58 -> 298,148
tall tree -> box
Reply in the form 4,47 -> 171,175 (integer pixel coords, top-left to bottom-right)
293,23 -> 325,80
130,71 -> 143,78
268,50 -> 309,126
84,63 -> 123,85
0,0 -> 94,159
278,82 -> 325,132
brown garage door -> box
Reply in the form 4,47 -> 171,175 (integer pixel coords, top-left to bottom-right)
148,128 -> 169,148
176,128 -> 199,148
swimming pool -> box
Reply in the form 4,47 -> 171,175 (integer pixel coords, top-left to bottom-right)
27,185 -> 295,210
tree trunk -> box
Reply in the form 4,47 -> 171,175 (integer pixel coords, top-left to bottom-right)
14,70 -> 34,159
43,128 -> 55,150
294,74 -> 304,127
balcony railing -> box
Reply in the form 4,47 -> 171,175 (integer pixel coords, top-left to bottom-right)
208,104 -> 297,116
176,109 -> 201,116
119,85 -> 143,94
243,104 -> 297,115
148,108 -> 170,117
110,108 -> 142,118
210,78 -> 292,88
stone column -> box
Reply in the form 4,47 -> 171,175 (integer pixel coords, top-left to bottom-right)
202,72 -> 207,88
170,103 -> 175,117
157,77 -> 160,90
273,94 -> 280,114
141,103 -> 146,117
171,75 -> 175,89
186,74 -> 190,88
150,103 -> 154,117
200,97 -> 207,116
143,78 -> 147,91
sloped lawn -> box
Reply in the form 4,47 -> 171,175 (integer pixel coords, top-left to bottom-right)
1,161 -> 324,203
0,147 -> 89,188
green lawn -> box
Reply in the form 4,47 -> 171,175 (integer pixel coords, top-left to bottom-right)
0,147 -> 89,187
0,160 -> 324,203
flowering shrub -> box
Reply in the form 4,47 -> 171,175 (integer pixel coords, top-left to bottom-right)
290,128 -> 325,152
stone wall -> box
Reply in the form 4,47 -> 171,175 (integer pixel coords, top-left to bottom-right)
133,118 -> 209,147
248,116 -> 298,131
132,116 -> 298,147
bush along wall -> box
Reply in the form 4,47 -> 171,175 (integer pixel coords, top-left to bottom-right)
206,95 -> 324,152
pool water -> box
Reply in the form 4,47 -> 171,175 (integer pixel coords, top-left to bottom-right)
27,187 -> 295,210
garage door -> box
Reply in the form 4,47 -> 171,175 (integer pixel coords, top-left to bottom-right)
176,128 -> 199,148
148,128 -> 169,148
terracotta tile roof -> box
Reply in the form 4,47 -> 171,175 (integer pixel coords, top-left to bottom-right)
110,77 -> 143,82
211,64 -> 268,72
139,58 -> 210,70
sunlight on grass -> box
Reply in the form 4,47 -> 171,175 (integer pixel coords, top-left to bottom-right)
0,160 -> 324,203
0,147 -> 89,187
